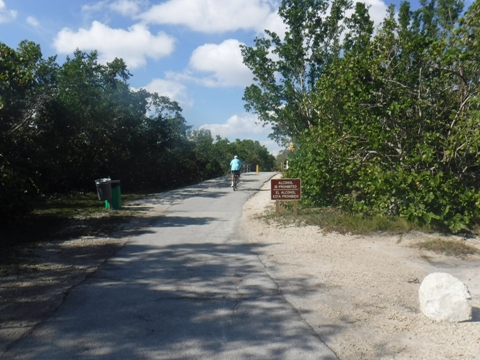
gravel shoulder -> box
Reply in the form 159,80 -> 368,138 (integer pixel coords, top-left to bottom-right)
1,179 -> 480,359
241,178 -> 480,359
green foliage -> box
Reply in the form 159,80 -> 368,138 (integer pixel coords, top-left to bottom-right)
265,206 -> 418,235
189,129 -> 276,175
245,0 -> 480,233
0,41 -> 46,222
0,42 -> 277,235
241,0 -> 355,144
230,138 -> 276,172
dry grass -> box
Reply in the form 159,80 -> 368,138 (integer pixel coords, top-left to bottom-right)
262,204 -> 425,235
413,238 -> 479,257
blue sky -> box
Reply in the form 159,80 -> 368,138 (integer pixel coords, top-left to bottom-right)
2,0 -> 417,155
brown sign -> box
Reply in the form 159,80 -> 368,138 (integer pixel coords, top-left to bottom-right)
271,178 -> 301,200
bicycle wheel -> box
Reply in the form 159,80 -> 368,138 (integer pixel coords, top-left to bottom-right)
233,176 -> 238,191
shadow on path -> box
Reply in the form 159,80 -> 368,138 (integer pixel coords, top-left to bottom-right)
4,240 -> 340,359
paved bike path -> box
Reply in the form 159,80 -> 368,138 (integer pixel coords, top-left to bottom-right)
5,173 -> 337,360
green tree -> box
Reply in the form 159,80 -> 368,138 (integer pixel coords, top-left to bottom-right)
33,50 -> 143,191
283,0 -> 480,231
0,41 -> 56,222
1,39 -> 277,233
189,129 -> 224,178
241,0 -> 355,144
136,94 -> 197,188
230,139 -> 275,171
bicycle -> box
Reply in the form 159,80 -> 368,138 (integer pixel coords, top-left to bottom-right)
232,172 -> 240,191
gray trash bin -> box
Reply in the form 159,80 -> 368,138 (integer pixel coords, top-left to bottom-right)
95,178 -> 112,201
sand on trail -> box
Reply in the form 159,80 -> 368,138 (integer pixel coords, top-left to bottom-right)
241,177 -> 480,360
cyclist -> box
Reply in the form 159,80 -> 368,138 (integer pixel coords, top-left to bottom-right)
230,155 -> 242,187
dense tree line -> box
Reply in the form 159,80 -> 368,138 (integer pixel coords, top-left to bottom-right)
0,42 -> 275,225
242,0 -> 480,232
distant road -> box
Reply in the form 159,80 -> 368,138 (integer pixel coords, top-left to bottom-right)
4,172 -> 338,360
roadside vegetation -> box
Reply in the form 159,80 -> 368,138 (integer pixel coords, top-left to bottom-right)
0,43 -> 275,247
264,205 -> 422,235
242,0 -> 480,233
263,203 -> 480,257
413,238 -> 479,257
4,0 -> 480,250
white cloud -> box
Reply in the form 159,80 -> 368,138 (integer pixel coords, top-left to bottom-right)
261,138 -> 284,156
53,21 -> 175,69
135,0 -> 385,36
81,1 -> 108,13
141,78 -> 193,109
0,0 -> 17,23
190,39 -> 253,87
363,0 -> 389,27
82,0 -> 145,16
26,16 -> 40,29
200,113 -> 282,155
200,113 -> 271,138
109,0 -> 144,16
175,39 -> 253,88
138,0 -> 275,33
260,11 -> 287,38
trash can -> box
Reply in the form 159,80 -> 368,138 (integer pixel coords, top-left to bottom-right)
110,180 -> 121,210
95,178 -> 112,201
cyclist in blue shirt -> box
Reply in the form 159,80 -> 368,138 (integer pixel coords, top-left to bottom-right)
230,155 -> 242,187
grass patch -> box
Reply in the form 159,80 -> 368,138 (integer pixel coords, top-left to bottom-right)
0,192 -> 150,248
413,238 -> 479,257
263,204 -> 428,235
